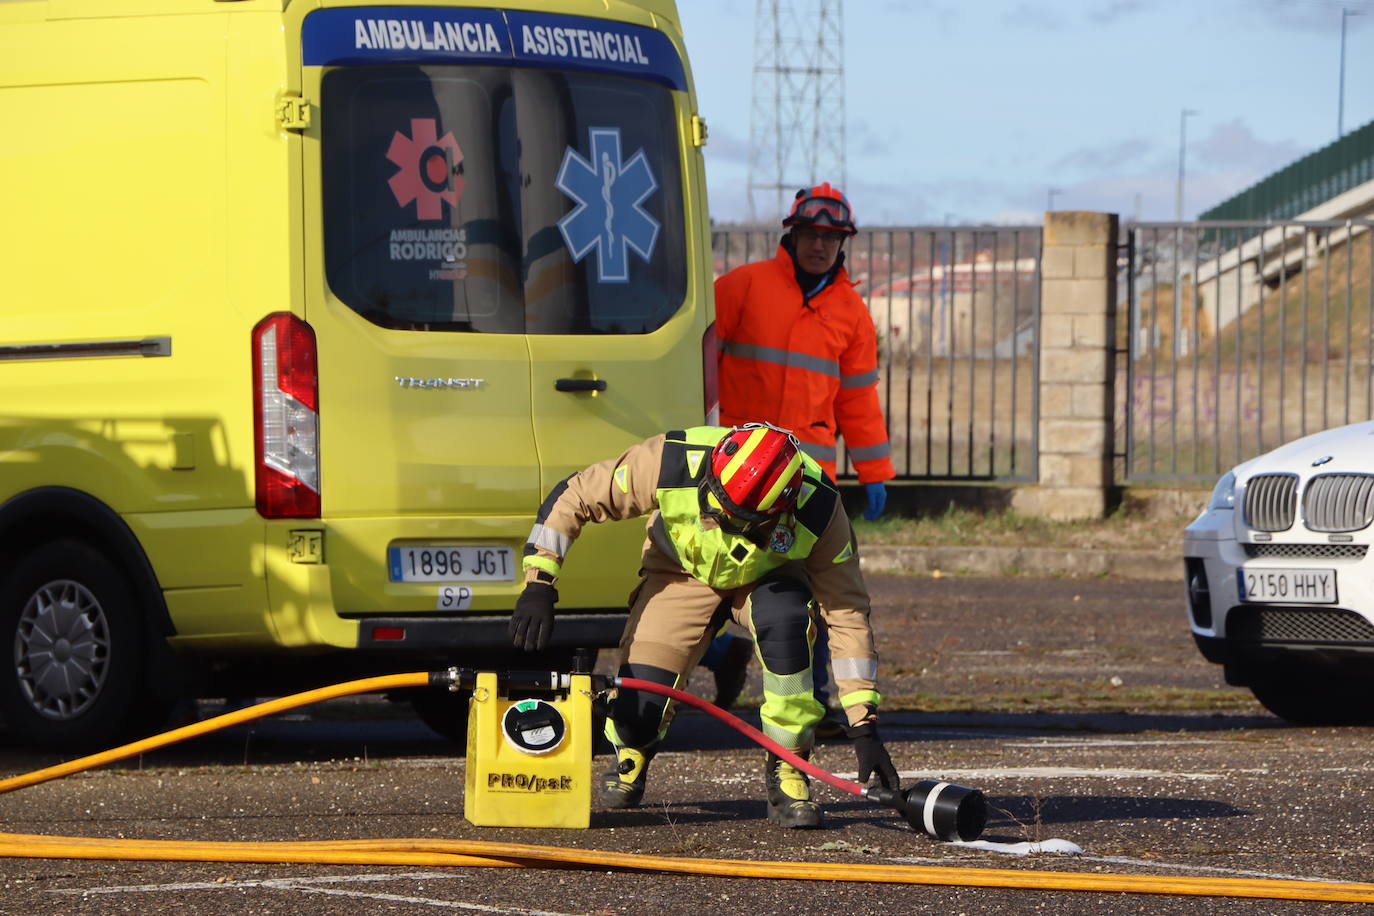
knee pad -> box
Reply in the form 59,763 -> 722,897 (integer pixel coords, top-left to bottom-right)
749,577 -> 814,676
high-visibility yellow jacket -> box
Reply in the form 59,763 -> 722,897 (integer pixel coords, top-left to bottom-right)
714,244 -> 896,484
521,429 -> 883,724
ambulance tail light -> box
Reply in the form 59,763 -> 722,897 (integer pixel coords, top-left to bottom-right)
253,313 -> 321,518
703,320 -> 719,425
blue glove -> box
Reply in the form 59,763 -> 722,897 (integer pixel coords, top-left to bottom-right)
862,481 -> 887,520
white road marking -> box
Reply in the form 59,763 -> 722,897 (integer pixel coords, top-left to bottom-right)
879,727 -> 1240,748
952,838 -> 1084,856
50,871 -> 580,914
833,767 -> 1227,780
885,852 -> 1349,885
276,883 -> 576,913
1077,854 -> 1344,884
708,774 -> 753,785
878,727 -> 1031,740
1002,738 -> 1233,748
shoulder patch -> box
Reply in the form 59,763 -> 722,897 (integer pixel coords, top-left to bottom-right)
659,439 -> 699,489
794,476 -> 837,534
832,540 -> 855,564
614,465 -> 629,493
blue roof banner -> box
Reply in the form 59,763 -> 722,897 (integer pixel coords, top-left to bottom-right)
302,7 -> 686,91
302,7 -> 512,66
505,10 -> 685,91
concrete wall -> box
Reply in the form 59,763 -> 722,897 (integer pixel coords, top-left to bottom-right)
1011,211 -> 1118,520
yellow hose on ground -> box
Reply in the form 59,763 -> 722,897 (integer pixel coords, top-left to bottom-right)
2,672 -> 1374,904
1,833 -> 1373,903
0,672 -> 432,795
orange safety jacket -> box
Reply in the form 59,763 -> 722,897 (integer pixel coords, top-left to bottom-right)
714,243 -> 895,484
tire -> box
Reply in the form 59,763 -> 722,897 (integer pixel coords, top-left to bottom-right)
0,540 -> 158,752
1244,660 -> 1374,726
409,688 -> 471,743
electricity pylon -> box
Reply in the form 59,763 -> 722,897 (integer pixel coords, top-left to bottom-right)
747,0 -> 846,223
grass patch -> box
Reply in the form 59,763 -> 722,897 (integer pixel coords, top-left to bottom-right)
853,503 -> 1196,552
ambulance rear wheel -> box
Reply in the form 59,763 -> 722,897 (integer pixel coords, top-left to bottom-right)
0,540 -> 159,752
410,689 -> 471,743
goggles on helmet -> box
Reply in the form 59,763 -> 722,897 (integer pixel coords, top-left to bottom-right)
782,183 -> 857,235
703,423 -> 805,527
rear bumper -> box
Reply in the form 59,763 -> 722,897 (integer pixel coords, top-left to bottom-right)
353,611 -> 628,651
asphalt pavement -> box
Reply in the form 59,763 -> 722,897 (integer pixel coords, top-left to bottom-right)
6,575 -> 1372,916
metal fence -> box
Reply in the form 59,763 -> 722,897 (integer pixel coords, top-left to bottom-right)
711,226 -> 1042,481
1118,219 -> 1374,483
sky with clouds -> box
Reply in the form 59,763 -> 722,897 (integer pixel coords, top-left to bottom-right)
676,0 -> 1374,226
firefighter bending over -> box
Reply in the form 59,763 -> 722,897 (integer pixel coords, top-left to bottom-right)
510,423 -> 898,828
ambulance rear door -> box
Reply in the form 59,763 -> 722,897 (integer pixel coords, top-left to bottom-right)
505,9 -> 707,607
302,8 -> 538,619
299,6 -> 706,617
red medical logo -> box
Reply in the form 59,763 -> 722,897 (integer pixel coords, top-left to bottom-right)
387,118 -> 464,220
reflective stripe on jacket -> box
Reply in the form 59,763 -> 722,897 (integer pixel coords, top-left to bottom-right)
714,243 -> 896,484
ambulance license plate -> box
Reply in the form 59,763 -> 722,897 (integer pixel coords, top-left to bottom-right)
388,545 -> 514,582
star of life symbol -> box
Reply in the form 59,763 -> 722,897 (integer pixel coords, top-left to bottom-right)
555,127 -> 660,283
387,118 -> 465,220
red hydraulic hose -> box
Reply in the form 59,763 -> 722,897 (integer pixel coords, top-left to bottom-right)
615,675 -> 989,843
615,676 -> 869,798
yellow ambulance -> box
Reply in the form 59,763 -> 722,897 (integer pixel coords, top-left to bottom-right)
0,0 -> 717,751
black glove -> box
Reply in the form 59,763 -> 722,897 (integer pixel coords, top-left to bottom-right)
847,721 -> 899,790
510,581 -> 558,652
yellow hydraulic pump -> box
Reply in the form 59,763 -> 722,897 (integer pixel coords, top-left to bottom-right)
465,669 -> 595,829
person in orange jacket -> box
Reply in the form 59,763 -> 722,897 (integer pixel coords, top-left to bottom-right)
704,183 -> 896,720
714,182 -> 895,509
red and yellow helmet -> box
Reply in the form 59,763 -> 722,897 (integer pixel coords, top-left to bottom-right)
782,182 -> 857,235
705,423 -> 804,525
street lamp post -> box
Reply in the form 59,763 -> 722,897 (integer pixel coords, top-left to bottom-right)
1175,108 -> 1199,222
1339,8 -> 1363,138
1173,108 -> 1198,360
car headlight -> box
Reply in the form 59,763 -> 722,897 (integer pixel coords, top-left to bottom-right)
1208,471 -> 1236,510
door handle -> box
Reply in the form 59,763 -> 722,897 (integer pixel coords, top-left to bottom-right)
554,378 -> 607,392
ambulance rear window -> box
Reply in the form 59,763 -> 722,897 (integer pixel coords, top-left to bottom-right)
321,66 -> 687,334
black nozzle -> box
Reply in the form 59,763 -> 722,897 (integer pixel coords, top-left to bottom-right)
572,648 -> 595,675
869,780 -> 986,841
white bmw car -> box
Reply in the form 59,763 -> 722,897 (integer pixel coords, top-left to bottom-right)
1185,420 -> 1374,724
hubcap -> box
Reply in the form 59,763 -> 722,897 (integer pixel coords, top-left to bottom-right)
13,579 -> 110,720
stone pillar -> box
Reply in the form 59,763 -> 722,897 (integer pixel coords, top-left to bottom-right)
1011,211 -> 1119,520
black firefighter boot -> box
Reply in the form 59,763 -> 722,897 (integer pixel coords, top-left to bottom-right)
598,745 -> 655,809
764,751 -> 823,828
